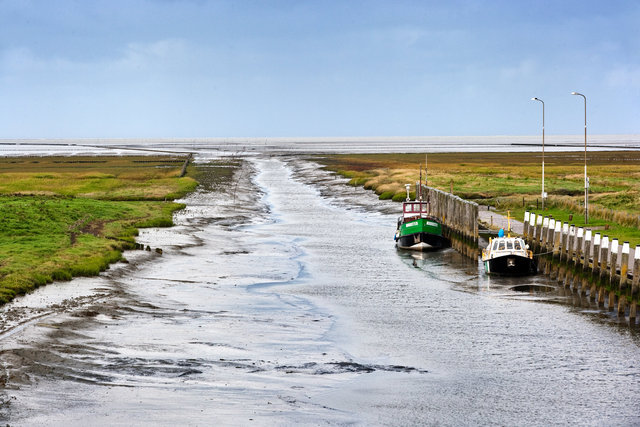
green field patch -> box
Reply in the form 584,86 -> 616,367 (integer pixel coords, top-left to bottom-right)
0,155 -> 198,305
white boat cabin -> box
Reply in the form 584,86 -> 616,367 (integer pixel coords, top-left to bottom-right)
483,236 -> 532,260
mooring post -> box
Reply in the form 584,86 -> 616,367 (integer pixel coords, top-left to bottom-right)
592,233 -> 601,276
534,214 -> 543,249
548,221 -> 561,280
576,227 -> 584,267
610,239 -> 619,288
609,238 -> 619,313
620,242 -> 630,292
581,228 -> 592,295
592,233 -> 601,303
600,235 -> 610,284
630,246 -> 640,324
568,224 -> 576,265
528,213 -> 536,240
547,218 -> 556,252
618,241 -> 629,318
552,221 -> 562,259
560,222 -> 569,263
599,236 -> 612,309
583,229 -> 592,270
541,216 -> 549,249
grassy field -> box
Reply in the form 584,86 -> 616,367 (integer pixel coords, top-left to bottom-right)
0,155 -> 197,304
314,151 -> 640,244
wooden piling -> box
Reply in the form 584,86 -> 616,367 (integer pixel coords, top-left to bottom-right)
575,227 -> 584,268
600,235 -> 610,284
541,216 -> 549,249
591,233 -> 601,303
580,229 -> 592,296
560,222 -> 569,263
179,153 -> 193,177
609,239 -> 619,313
630,246 -> 640,324
620,242 -> 630,292
568,224 -> 576,265
617,241 -> 629,318
547,218 -> 556,252
583,229 -> 592,271
534,214 -> 543,248
610,239 -> 619,288
523,211 -> 530,239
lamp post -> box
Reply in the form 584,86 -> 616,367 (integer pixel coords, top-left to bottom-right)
531,97 -> 545,210
571,91 -> 588,224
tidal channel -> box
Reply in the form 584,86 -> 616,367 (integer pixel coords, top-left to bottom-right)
1,156 -> 639,425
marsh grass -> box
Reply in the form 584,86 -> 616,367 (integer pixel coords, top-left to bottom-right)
0,155 -> 195,304
315,151 -> 640,245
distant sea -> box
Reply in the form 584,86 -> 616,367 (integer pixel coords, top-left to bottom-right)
1,135 -> 639,156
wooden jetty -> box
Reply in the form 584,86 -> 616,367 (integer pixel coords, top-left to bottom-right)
418,183 -> 479,259
524,211 -> 640,324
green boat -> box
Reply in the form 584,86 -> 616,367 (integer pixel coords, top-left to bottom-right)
395,199 -> 449,250
395,162 -> 450,251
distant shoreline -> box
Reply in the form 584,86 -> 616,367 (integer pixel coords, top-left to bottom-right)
1,134 -> 639,156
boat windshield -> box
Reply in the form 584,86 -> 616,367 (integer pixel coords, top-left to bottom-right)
498,241 -> 505,250
492,240 -> 498,250
403,202 -> 429,217
514,240 -> 522,250
506,240 -> 513,250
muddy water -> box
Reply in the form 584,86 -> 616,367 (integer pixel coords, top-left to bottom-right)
1,157 -> 640,426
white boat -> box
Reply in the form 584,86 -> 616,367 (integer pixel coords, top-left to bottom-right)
482,230 -> 537,276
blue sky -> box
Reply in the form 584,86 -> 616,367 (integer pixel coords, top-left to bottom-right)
0,0 -> 638,138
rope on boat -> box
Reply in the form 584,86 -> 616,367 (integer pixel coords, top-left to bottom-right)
532,250 -> 554,257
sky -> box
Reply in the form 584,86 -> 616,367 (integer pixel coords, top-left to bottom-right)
0,0 -> 638,138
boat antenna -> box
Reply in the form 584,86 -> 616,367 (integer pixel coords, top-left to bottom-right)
419,163 -> 423,201
405,184 -> 411,201
507,210 -> 511,237
425,154 -> 428,187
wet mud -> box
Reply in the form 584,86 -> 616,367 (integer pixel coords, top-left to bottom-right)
1,156 -> 639,426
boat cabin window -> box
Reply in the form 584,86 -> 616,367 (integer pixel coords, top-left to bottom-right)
506,241 -> 513,250
498,241 -> 505,250
514,240 -> 522,250
403,202 -> 429,215
492,240 -> 498,250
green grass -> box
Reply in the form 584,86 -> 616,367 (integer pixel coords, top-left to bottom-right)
0,155 -> 196,304
313,151 -> 640,246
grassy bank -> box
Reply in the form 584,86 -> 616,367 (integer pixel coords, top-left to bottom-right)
0,155 -> 197,304
314,151 -> 640,245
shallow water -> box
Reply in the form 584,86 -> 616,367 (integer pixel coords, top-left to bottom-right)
1,156 -> 639,425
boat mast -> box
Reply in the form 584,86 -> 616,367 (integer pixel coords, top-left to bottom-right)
419,164 -> 422,201
425,154 -> 430,214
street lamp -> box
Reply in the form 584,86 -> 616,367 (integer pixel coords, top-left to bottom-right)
571,91 -> 588,224
531,97 -> 545,210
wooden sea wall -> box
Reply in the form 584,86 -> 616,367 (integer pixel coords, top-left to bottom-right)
418,183 -> 479,258
524,211 -> 640,324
